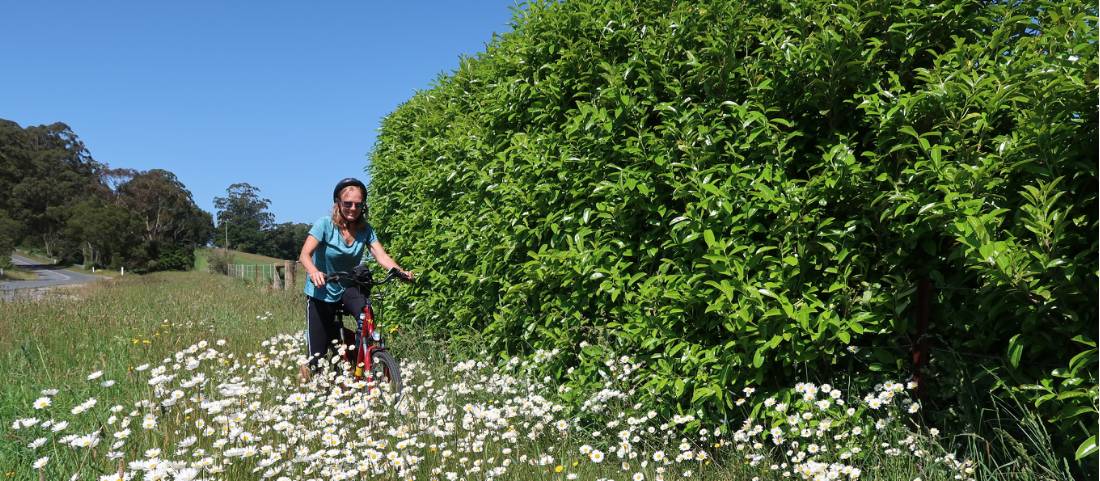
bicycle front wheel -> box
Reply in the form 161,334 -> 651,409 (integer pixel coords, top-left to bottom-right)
368,350 -> 403,404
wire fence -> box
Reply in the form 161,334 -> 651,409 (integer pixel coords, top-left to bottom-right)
226,262 -> 298,290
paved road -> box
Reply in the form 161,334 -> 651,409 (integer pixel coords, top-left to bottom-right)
1,254 -> 103,300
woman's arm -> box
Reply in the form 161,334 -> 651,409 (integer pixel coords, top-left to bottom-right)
369,241 -> 414,280
299,235 -> 326,287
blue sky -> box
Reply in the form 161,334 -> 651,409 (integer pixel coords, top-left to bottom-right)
1,1 -> 521,224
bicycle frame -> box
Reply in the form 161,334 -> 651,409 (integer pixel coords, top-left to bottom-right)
327,267 -> 407,384
349,302 -> 383,380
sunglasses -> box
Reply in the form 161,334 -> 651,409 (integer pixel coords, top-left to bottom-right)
339,201 -> 366,210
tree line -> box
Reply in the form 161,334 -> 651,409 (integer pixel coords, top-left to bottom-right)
0,119 -> 308,272
211,182 -> 310,262
0,119 -> 214,271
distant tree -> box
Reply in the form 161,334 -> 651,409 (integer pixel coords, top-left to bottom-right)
63,199 -> 137,268
100,167 -> 137,197
118,169 -> 213,246
257,222 -> 310,260
0,119 -> 215,271
0,210 -> 19,269
213,182 -> 275,253
114,169 -> 214,271
0,120 -> 105,257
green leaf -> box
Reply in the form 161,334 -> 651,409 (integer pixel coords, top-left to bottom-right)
752,348 -> 765,368
1007,334 -> 1024,368
1076,436 -> 1097,460
703,229 -> 716,248
691,385 -> 714,403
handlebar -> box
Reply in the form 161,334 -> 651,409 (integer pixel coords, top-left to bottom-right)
326,267 -> 412,288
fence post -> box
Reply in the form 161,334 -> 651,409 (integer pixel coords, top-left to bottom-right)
272,264 -> 281,290
286,261 -> 296,290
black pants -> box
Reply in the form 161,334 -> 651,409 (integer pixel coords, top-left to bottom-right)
305,287 -> 369,372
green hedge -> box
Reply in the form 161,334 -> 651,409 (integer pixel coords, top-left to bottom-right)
367,0 -> 1097,462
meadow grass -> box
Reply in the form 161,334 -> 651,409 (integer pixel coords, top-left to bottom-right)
0,272 -> 1068,481
193,248 -> 288,273
0,272 -> 301,478
0,267 -> 38,281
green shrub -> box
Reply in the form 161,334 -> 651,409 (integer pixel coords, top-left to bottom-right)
0,212 -> 16,270
153,244 -> 196,272
207,248 -> 232,275
367,0 -> 1097,466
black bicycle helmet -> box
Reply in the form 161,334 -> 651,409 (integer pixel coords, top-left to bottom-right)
333,177 -> 367,202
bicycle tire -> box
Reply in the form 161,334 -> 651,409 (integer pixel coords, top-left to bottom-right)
368,350 -> 403,404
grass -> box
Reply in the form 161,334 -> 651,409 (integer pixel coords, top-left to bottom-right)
0,271 -> 301,479
193,248 -> 286,273
0,272 -> 1077,481
0,267 -> 38,281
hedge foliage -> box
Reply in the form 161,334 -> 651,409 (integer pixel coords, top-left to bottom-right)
367,0 -> 1097,461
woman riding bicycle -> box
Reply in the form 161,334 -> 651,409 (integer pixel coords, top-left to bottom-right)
299,177 -> 414,377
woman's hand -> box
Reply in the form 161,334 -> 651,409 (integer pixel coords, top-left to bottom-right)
309,270 -> 326,287
400,269 -> 415,282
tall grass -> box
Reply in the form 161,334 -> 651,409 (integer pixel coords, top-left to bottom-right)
0,272 -> 301,475
0,272 -> 1075,480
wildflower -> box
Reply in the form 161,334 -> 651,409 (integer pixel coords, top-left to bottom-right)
72,433 -> 101,448
590,449 -> 605,463
32,397 -> 51,410
33,457 -> 49,469
142,414 -> 157,430
87,370 -> 103,380
71,398 -> 97,415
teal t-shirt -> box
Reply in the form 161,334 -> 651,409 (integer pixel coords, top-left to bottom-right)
303,216 -> 378,302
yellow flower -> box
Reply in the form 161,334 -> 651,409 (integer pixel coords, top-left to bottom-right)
554,465 -> 564,473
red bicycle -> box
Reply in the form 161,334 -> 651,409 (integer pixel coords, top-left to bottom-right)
324,266 -> 411,401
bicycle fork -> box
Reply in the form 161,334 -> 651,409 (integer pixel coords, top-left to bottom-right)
353,307 -> 383,379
